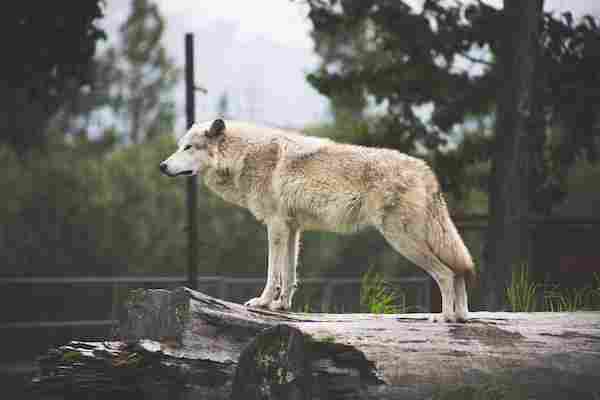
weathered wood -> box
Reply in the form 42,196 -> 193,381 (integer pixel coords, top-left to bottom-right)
31,287 -> 600,399
231,325 -> 311,400
33,340 -> 234,399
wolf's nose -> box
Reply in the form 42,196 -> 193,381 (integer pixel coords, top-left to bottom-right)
159,162 -> 167,173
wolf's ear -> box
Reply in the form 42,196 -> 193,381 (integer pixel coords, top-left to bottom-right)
207,119 -> 226,138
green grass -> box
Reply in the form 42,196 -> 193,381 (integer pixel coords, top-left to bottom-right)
296,267 -> 600,315
360,267 -> 406,314
543,273 -> 600,312
506,263 -> 538,312
507,264 -> 600,312
431,380 -> 530,400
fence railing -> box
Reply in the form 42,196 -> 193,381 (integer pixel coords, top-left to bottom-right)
454,214 -> 600,230
0,275 -> 431,330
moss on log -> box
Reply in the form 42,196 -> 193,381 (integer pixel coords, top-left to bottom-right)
30,287 -> 600,399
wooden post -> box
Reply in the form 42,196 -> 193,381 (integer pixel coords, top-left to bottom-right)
185,33 -> 198,290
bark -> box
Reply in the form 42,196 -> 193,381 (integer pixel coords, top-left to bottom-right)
483,0 -> 545,310
29,287 -> 600,399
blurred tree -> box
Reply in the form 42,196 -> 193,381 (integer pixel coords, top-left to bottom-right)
1,136 -> 191,276
429,116 -> 493,212
52,0 -> 180,148
50,48 -> 122,139
305,0 -> 499,154
309,19 -> 367,123
0,1 -> 105,152
112,0 -> 179,144
304,0 -> 600,208
536,13 -> 600,212
304,0 -> 600,309
483,0 -> 544,311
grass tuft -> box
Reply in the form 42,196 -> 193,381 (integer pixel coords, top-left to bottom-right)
506,263 -> 538,312
360,267 -> 405,314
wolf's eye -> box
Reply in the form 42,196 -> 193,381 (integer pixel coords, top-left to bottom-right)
183,145 -> 192,151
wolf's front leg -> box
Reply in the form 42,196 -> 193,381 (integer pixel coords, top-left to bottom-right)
268,228 -> 300,311
244,220 -> 294,309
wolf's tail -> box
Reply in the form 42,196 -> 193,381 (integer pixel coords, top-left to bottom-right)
425,195 -> 476,282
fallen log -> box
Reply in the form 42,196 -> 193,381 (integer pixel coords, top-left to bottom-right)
31,287 -> 600,399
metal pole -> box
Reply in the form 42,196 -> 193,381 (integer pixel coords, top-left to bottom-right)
185,33 -> 198,290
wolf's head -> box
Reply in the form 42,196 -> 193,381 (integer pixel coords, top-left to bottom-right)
159,118 -> 226,177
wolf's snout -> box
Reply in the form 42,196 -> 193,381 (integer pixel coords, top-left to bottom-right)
159,162 -> 168,174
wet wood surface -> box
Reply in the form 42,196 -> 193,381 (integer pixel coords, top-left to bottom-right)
31,287 -> 600,399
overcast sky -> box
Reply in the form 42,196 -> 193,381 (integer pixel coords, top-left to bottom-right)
99,0 -> 600,132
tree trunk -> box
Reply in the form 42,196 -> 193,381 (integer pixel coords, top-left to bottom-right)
0,83 -> 56,152
483,0 -> 544,311
30,287 -> 600,399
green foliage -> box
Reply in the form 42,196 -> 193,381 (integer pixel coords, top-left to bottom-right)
557,159 -> 600,217
303,114 -> 401,149
110,0 -> 180,143
505,262 -> 600,313
360,267 -> 405,314
544,286 -> 593,312
505,263 -> 538,312
62,351 -> 83,363
542,14 -> 600,167
0,1 -> 106,151
98,135 -> 188,273
543,274 -> 600,312
306,0 -> 499,152
59,0 -> 179,144
1,146 -> 113,274
305,1 -> 600,213
3,110 -> 292,278
428,116 -> 493,207
0,136 -> 187,275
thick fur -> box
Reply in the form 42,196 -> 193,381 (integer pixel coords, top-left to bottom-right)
160,120 -> 475,322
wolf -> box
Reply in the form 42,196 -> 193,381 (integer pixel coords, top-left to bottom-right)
160,119 -> 475,322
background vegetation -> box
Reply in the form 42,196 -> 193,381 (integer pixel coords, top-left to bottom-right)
1,0 -> 600,315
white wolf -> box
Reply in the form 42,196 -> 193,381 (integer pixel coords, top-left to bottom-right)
160,119 -> 475,322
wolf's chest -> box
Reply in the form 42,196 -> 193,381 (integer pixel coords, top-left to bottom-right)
203,169 -> 247,208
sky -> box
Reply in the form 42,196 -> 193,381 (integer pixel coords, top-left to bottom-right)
99,0 -> 600,132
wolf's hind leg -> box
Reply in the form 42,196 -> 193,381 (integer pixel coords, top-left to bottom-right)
454,274 -> 469,322
286,229 -> 301,308
380,229 -> 456,322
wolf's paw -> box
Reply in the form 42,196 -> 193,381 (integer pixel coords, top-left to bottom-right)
244,297 -> 271,308
429,313 -> 457,323
455,311 -> 469,323
267,299 -> 290,312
